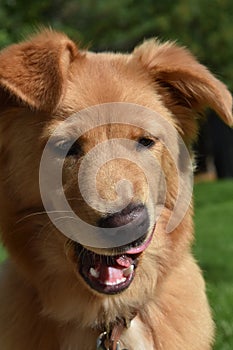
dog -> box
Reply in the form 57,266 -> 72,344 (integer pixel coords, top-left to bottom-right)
0,30 -> 232,350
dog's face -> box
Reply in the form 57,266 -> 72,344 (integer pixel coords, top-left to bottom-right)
0,31 -> 232,325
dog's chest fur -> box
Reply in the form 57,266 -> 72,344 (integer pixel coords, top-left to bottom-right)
59,317 -> 154,350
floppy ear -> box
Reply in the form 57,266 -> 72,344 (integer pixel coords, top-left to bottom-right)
0,30 -> 78,113
133,40 -> 233,140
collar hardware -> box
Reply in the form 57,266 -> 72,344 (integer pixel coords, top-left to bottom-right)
96,317 -> 132,350
96,331 -> 120,350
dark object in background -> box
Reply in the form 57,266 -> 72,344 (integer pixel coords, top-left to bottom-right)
209,113 -> 233,178
195,112 -> 233,179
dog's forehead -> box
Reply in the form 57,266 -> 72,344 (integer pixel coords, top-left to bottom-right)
56,51 -> 176,141
66,53 -> 141,104
62,51 -> 164,112
70,51 -> 140,83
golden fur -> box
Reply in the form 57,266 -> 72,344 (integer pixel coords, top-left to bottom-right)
0,30 -> 232,350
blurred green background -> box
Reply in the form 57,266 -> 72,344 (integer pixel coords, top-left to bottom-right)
0,1 -> 233,349
194,181 -> 233,350
0,0 -> 233,91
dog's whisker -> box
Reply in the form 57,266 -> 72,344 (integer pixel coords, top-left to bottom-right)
53,216 -> 78,223
16,210 -> 74,224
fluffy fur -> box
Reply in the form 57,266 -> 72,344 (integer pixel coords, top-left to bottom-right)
0,30 -> 232,350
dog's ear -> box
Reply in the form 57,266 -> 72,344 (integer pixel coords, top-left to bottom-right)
0,30 -> 78,113
133,40 -> 233,140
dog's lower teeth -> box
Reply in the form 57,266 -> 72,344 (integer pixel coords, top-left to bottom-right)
105,278 -> 126,286
123,265 -> 134,277
89,267 -> 100,278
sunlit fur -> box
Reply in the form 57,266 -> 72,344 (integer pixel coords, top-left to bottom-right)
0,30 -> 232,350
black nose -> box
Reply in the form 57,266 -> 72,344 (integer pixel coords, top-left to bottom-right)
98,203 -> 149,239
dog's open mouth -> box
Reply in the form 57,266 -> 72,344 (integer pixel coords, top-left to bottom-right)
74,233 -> 153,294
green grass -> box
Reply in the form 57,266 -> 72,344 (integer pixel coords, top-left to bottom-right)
0,180 -> 232,348
193,180 -> 233,350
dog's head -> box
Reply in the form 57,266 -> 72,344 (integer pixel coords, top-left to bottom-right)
0,30 -> 232,325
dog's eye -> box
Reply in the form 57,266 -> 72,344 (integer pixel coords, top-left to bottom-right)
137,137 -> 155,149
54,140 -> 81,157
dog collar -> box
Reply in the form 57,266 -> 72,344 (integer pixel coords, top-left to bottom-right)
96,315 -> 135,350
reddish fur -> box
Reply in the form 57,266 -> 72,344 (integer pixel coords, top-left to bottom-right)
0,30 -> 232,350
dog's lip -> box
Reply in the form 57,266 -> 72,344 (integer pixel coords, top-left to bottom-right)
125,232 -> 153,254
74,231 -> 154,295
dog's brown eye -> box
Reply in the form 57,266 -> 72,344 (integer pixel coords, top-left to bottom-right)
54,140 -> 81,157
137,137 -> 155,149
66,142 -> 81,157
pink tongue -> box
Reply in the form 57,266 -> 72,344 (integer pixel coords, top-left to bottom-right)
91,235 -> 154,285
99,265 -> 125,283
95,256 -> 132,285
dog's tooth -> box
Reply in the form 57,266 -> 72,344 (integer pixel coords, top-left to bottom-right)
123,264 -> 134,277
105,277 -> 126,286
116,278 -> 126,285
89,267 -> 100,278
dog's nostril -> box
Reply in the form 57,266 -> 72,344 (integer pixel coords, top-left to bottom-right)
98,204 -> 148,228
